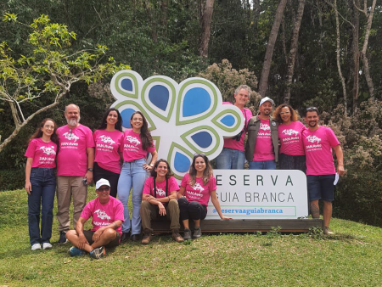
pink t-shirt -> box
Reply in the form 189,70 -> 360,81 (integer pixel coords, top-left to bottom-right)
56,124 -> 94,176
143,176 -> 180,198
253,119 -> 275,161
302,126 -> 340,175
24,138 -> 57,168
122,129 -> 156,162
278,121 -> 305,156
94,130 -> 124,174
181,173 -> 217,206
223,104 -> 252,152
80,196 -> 124,235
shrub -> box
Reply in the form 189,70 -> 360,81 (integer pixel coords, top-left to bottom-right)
0,168 -> 25,191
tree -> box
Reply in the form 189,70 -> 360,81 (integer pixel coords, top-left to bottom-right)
199,0 -> 215,58
0,14 -> 129,153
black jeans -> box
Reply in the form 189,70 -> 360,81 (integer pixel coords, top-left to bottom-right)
93,162 -> 120,198
178,197 -> 207,221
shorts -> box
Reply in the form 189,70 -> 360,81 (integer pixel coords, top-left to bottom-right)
83,230 -> 121,248
307,175 -> 335,202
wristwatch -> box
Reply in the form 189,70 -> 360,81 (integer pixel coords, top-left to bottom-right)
87,168 -> 93,172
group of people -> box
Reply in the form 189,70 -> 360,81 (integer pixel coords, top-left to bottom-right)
216,85 -> 345,235
24,86 -> 345,259
24,104 -> 230,259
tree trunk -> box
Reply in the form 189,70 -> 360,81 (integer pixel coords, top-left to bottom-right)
352,0 -> 360,114
199,0 -> 215,59
333,0 -> 347,115
258,0 -> 288,97
284,0 -> 305,104
144,0 -> 158,43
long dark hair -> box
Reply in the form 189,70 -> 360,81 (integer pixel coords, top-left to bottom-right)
273,104 -> 299,123
98,108 -> 122,131
28,118 -> 59,145
131,111 -> 153,150
150,159 -> 174,179
188,154 -> 213,186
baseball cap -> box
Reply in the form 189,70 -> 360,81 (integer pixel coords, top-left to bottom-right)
96,178 -> 111,190
259,97 -> 275,107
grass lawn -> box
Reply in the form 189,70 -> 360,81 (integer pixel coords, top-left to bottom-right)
0,188 -> 381,287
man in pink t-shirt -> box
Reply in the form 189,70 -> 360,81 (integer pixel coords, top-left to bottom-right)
303,107 -> 345,235
66,179 -> 124,259
56,104 -> 95,244
245,97 -> 279,169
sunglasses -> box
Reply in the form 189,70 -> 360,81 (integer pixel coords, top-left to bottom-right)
306,107 -> 318,112
97,187 -> 110,192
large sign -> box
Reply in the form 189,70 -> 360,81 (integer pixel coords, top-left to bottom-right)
110,70 -> 244,179
206,170 -> 308,219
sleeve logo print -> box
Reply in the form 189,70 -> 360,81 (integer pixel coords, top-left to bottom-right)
110,70 -> 245,179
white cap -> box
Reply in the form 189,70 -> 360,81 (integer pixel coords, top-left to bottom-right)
259,97 -> 275,107
95,178 -> 111,190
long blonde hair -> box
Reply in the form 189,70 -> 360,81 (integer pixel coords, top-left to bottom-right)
188,154 -> 213,186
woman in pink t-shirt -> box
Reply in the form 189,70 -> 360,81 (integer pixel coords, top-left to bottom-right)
178,154 -> 232,240
140,159 -> 184,244
93,108 -> 124,198
273,104 -> 306,172
118,111 -> 158,242
215,85 -> 253,169
24,118 -> 58,251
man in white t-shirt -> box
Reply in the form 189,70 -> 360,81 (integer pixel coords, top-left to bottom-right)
303,107 -> 345,235
56,104 -> 95,243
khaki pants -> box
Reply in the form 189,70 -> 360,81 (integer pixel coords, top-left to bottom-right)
56,176 -> 87,232
140,199 -> 180,231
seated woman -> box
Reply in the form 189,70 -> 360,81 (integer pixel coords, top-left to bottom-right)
178,154 -> 232,240
140,159 -> 184,244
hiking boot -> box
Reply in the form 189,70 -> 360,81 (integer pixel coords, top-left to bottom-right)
58,231 -> 68,244
141,229 -> 152,245
324,227 -> 334,235
42,242 -> 52,250
89,246 -> 105,259
172,229 -> 184,243
193,227 -> 202,239
68,246 -> 86,257
183,228 -> 191,240
31,243 -> 41,251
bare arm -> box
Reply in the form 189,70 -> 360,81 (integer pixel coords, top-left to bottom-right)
333,145 -> 345,176
210,190 -> 232,220
143,150 -> 158,171
178,186 -> 185,198
25,158 -> 33,194
75,217 -> 88,249
85,147 -> 94,183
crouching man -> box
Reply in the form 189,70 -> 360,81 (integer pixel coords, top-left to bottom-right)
66,178 -> 124,259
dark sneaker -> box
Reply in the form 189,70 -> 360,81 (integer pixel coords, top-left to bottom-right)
58,231 -> 68,244
183,228 -> 191,240
193,227 -> 202,239
89,246 -> 105,259
69,246 -> 86,257
121,232 -> 130,243
172,229 -> 184,243
141,229 -> 152,245
324,227 -> 334,235
130,234 -> 140,242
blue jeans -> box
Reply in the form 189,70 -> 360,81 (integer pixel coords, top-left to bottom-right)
249,160 -> 276,170
215,148 -> 246,169
117,159 -> 148,235
28,168 -> 56,245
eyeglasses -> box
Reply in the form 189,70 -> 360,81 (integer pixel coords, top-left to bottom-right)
306,107 -> 318,112
97,187 -> 110,192
280,111 -> 290,115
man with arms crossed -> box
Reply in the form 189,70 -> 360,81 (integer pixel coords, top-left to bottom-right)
56,104 -> 95,243
66,178 -> 124,259
303,107 -> 345,235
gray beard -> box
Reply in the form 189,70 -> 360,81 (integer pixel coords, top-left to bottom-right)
66,117 -> 80,126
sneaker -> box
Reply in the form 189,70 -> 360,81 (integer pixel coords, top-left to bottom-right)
183,228 -> 191,240
141,229 -> 152,245
68,246 -> 86,257
121,232 -> 130,243
89,246 -> 105,259
58,231 -> 68,244
193,227 -> 202,239
172,229 -> 184,243
130,234 -> 140,242
31,243 -> 41,251
324,227 -> 334,235
42,242 -> 53,250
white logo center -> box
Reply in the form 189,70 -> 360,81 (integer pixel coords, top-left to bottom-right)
126,135 -> 141,146
39,146 -> 56,156
306,135 -> 321,144
63,132 -> 79,142
99,135 -> 115,145
192,183 -> 205,192
282,129 -> 299,136
94,209 -> 111,220
156,187 -> 166,197
260,123 -> 270,131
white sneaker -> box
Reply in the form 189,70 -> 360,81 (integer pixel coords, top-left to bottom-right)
31,243 -> 41,251
42,242 -> 53,250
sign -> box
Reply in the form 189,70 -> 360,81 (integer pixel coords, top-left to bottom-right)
206,170 -> 308,219
110,70 -> 244,179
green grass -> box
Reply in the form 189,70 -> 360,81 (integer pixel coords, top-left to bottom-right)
0,189 -> 381,287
